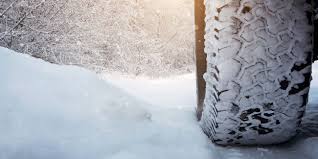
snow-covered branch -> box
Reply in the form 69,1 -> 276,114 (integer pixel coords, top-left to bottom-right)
0,0 -> 195,76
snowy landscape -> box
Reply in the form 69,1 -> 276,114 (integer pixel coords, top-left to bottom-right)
1,0 -> 318,158
0,47 -> 317,159
0,0 -> 194,76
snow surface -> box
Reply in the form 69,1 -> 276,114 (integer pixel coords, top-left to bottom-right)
310,63 -> 318,104
0,47 -> 317,159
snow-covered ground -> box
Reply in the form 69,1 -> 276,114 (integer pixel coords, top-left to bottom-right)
0,47 -> 317,159
310,63 -> 318,104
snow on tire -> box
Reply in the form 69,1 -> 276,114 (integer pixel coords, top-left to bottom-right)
200,0 -> 314,145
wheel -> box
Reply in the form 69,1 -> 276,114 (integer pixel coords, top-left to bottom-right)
199,0 -> 314,145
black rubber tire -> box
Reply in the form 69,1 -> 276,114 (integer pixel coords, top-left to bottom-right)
200,0 -> 314,145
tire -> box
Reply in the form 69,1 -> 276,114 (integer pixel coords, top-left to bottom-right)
200,0 -> 314,145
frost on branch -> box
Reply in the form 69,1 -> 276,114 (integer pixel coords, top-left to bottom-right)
0,0 -> 195,76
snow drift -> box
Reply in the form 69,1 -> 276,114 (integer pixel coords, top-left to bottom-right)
0,47 -> 317,159
0,47 -> 211,159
